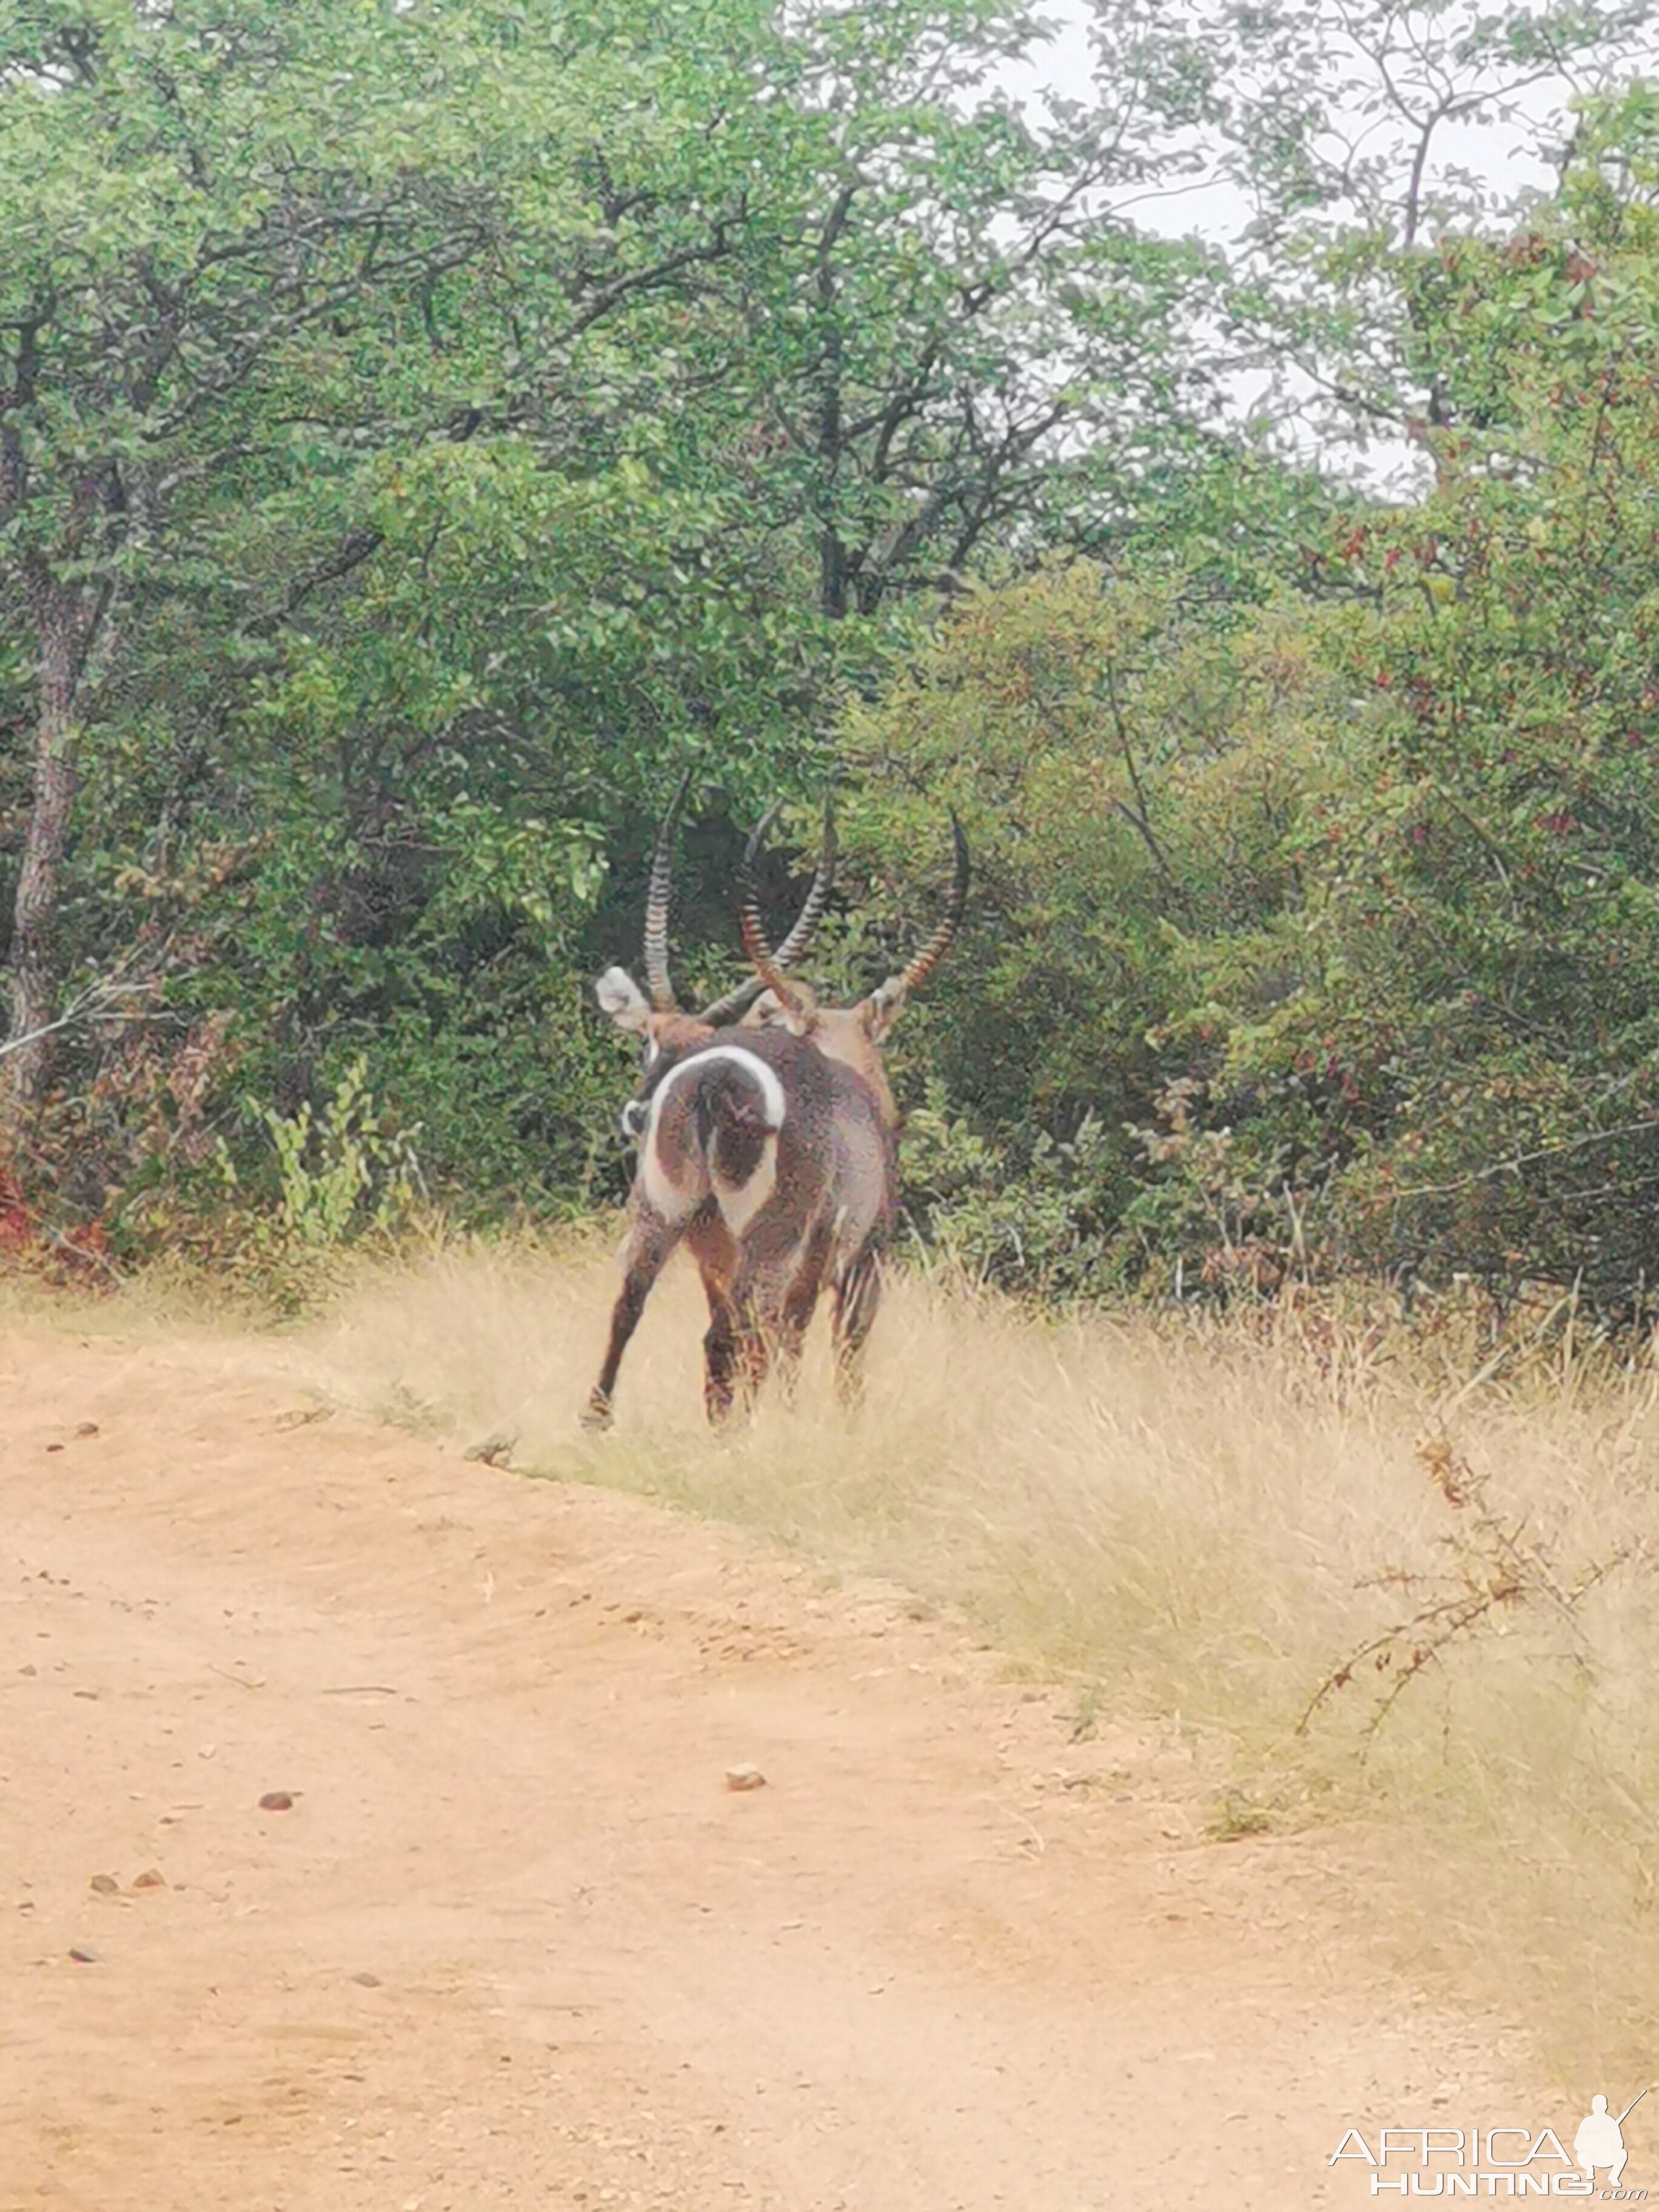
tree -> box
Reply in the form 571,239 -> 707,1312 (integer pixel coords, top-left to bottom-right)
0,0 -> 1236,1215
789,88 -> 1659,1312
0,0 -> 760,1121
1212,0 -> 1657,467
672,0 -> 1227,620
1228,90 -> 1659,1304
799,549 -> 1345,1295
0,2 -> 489,1110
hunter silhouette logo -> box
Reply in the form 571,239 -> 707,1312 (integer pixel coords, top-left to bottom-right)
1575,2091 -> 1646,2191
1330,2088 -> 1652,2196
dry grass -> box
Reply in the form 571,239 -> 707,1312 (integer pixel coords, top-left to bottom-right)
0,1245 -> 316,1337
307,1231 -> 1659,2082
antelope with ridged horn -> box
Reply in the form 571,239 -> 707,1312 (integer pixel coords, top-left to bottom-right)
737,807 -> 970,1132
586,777 -> 886,1428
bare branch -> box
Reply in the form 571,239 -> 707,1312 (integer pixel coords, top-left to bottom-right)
0,972 -> 156,1062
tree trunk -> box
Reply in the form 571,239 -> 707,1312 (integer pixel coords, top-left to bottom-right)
2,600 -> 89,1124
819,525 -> 848,622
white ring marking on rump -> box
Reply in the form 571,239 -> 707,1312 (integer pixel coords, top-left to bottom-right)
649,1046 -> 788,1132
638,1046 -> 789,1224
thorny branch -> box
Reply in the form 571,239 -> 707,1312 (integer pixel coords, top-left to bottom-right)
1299,1435 -> 1636,1754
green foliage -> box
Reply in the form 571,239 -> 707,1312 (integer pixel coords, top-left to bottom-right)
1241,128 -> 1659,1304
813,553 -> 1347,1290
768,85 -> 1659,1315
0,0 -> 1232,1221
902,1096 -> 1128,1301
254,1059 -> 424,1252
7,0 -> 1659,1319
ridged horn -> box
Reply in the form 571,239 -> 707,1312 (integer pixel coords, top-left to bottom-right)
876,811 -> 970,1002
737,800 -> 803,1012
643,766 -> 693,1013
695,795 -> 836,1025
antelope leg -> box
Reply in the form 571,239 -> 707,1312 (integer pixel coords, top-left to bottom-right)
584,1208 -> 682,1429
830,1243 -> 885,1404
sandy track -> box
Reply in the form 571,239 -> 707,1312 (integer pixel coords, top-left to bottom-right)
0,1327 -> 1538,2210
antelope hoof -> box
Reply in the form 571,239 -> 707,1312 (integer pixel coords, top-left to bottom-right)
580,1391 -> 615,1433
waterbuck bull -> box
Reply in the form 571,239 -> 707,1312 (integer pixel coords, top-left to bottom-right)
586,781 -> 968,1426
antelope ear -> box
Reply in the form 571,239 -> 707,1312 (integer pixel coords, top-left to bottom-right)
595,966 -> 652,1034
860,982 -> 907,1044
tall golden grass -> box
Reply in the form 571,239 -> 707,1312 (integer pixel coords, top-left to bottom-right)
312,1232 -> 1659,2081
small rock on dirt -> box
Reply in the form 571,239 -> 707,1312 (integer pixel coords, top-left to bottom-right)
724,1763 -> 767,1792
87,1873 -> 119,1895
462,1432 -> 517,1467
350,1971 -> 382,1987
130,1869 -> 166,1891
68,1944 -> 99,1964
75,1421 -> 99,1438
258,1790 -> 295,1812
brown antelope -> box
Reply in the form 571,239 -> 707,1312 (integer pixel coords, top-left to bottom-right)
585,781 -> 967,1428
585,774 -> 870,1426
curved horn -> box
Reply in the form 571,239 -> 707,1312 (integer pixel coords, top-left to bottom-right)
643,766 -> 693,1013
695,795 -> 836,1025
877,810 -> 970,1001
737,800 -> 803,1011
773,794 -> 837,970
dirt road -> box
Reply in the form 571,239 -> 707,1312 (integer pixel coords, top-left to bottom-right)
1,1326 -> 1539,2210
